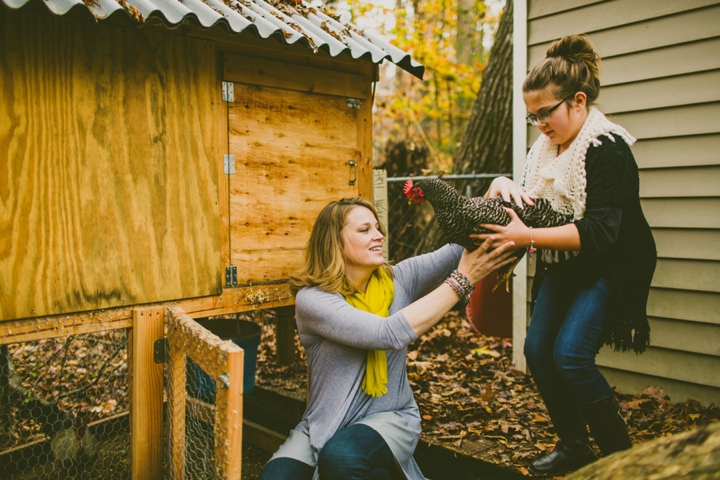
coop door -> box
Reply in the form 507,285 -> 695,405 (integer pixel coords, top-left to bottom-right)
227,83 -> 362,285
165,307 -> 243,480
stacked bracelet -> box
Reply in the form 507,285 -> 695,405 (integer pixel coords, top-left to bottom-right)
444,269 -> 476,304
528,226 -> 535,265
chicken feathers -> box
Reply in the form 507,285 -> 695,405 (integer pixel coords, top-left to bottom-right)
404,178 -> 573,291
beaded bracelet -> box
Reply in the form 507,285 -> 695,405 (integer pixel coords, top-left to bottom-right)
444,269 -> 475,303
444,277 -> 465,299
528,226 -> 535,265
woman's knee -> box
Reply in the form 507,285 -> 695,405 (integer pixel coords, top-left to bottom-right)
552,349 -> 594,383
318,424 -> 397,480
524,332 -> 553,369
258,457 -> 314,480
317,436 -> 368,478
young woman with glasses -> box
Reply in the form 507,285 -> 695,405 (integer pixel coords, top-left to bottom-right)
475,34 -> 657,475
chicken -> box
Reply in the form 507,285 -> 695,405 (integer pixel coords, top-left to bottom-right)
404,178 -> 573,291
50,412 -> 97,469
24,400 -> 97,469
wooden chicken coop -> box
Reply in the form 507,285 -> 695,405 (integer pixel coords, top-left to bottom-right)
0,0 -> 422,477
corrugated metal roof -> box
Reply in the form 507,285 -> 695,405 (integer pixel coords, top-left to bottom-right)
1,0 -> 424,78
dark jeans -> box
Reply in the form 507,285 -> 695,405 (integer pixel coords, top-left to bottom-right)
524,274 -> 615,439
257,424 -> 403,480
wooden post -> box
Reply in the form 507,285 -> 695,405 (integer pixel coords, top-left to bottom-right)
274,306 -> 296,366
167,330 -> 186,480
131,307 -> 165,480
215,346 -> 244,478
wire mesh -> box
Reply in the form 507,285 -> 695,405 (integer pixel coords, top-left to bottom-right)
1,328 -> 130,479
164,307 -> 243,480
386,174 -> 502,262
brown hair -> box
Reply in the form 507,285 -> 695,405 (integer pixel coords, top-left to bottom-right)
523,34 -> 601,108
289,198 -> 392,294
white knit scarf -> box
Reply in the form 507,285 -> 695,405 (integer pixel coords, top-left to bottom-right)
521,107 -> 636,263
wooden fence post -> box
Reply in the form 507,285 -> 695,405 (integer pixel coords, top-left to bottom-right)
130,307 -> 165,480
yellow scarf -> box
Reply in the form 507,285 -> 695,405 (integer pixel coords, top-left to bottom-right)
342,267 -> 394,397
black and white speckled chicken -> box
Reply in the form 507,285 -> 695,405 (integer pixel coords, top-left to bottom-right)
404,178 -> 573,291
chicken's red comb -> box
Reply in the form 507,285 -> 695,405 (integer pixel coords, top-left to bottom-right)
403,179 -> 413,197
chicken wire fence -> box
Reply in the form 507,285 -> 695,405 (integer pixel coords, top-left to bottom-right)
163,307 -> 244,480
384,173 -> 509,263
1,307 -> 245,480
1,321 -> 130,480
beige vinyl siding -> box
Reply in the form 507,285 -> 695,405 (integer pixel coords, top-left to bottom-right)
528,4 -> 720,64
521,0 -> 720,406
632,135 -> 720,169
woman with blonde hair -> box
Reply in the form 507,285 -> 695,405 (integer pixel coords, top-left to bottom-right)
258,197 -> 516,479
477,35 -> 656,475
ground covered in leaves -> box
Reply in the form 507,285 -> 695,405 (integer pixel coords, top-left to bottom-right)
255,310 -> 720,477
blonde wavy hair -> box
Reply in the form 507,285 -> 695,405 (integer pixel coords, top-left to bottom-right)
290,198 -> 392,294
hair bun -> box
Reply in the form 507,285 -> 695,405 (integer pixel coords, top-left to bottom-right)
547,34 -> 598,61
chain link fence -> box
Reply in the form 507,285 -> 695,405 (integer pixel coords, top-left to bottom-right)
384,173 -> 510,263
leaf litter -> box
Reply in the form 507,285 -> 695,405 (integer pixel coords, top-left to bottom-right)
255,309 -> 720,476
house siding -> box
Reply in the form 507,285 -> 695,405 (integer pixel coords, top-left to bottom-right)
516,0 -> 720,406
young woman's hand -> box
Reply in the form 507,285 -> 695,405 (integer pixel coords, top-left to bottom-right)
485,176 -> 535,209
456,237 -> 518,285
473,208 -> 531,250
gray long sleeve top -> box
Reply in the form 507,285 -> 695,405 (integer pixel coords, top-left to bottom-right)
292,244 -> 464,475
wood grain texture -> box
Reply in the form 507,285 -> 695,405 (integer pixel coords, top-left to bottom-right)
131,307 -> 164,480
166,307 -> 244,479
0,284 -> 295,345
224,53 -> 370,99
228,81 -> 362,284
0,10 -> 222,320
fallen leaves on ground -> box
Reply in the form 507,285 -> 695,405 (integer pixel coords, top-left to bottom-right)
255,310 -> 720,476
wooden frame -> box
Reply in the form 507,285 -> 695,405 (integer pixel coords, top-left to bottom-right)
166,306 -> 244,479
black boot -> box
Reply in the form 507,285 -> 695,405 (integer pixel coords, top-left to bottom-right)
579,396 -> 632,456
528,437 -> 597,476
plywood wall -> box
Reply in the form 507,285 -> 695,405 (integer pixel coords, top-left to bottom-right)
521,0 -> 720,405
0,9 -> 222,320
224,54 -> 371,285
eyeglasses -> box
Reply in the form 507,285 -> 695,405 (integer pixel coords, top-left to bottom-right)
526,96 -> 572,126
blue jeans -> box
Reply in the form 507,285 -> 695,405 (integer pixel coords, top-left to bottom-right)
524,274 -> 615,440
257,424 -> 403,480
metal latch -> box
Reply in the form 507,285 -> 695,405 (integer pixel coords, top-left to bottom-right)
153,338 -> 168,364
348,160 -> 357,186
225,266 -> 237,287
222,82 -> 234,102
347,98 -> 362,109
224,154 -> 235,174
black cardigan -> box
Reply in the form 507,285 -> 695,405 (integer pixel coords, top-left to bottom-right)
531,134 -> 657,353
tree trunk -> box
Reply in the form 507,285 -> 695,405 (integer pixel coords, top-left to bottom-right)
456,0 -> 475,66
420,0 -> 514,253
455,0 -> 513,180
